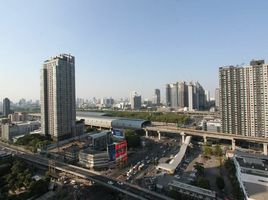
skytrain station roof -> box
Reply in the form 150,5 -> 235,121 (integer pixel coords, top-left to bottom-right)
76,111 -> 151,129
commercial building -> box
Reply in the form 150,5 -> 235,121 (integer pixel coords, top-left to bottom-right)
3,98 -> 11,117
62,144 -> 80,163
233,150 -> 268,200
130,91 -> 141,110
41,54 -> 76,141
79,148 -> 109,169
1,121 -> 41,141
88,131 -> 113,151
219,60 -> 268,137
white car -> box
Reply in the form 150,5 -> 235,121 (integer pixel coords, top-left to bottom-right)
107,181 -> 113,185
117,181 -> 124,185
174,175 -> 180,179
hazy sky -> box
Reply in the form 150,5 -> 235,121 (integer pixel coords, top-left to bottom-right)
1,0 -> 268,102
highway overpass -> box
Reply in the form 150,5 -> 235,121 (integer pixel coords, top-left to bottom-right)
144,125 -> 268,155
0,142 -> 173,200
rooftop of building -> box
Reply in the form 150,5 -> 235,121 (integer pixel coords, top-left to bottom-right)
77,111 -> 151,129
168,180 -> 217,198
44,54 -> 74,63
80,147 -> 107,155
235,150 -> 268,176
244,182 -> 268,200
89,131 -> 110,139
62,144 -> 80,153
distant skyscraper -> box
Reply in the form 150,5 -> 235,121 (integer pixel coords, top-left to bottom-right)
166,81 -> 205,110
219,60 -> 268,137
130,91 -> 141,110
3,98 -> 11,117
178,81 -> 188,108
205,90 -> 210,103
188,82 -> 194,111
215,88 -> 220,108
41,54 -> 76,141
154,89 -> 161,106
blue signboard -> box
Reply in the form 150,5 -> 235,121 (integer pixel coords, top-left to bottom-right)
112,129 -> 125,139
108,144 -> 116,161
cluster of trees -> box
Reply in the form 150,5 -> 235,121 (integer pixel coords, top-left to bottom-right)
0,160 -> 49,200
124,129 -> 141,149
15,134 -> 51,152
106,111 -> 191,125
203,144 -> 222,157
192,162 -> 210,189
224,159 -> 244,200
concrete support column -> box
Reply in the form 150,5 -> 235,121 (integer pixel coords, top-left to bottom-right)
203,135 -> 207,143
181,132 -> 185,143
145,130 -> 148,138
264,143 -> 268,155
158,131 -> 161,140
232,139 -> 236,150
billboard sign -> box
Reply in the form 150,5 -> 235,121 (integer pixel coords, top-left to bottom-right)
115,140 -> 127,161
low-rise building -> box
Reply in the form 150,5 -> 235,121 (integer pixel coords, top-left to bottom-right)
79,148 -> 109,169
168,180 -> 217,200
8,112 -> 28,122
233,150 -> 268,200
1,121 -> 41,141
62,144 -> 80,163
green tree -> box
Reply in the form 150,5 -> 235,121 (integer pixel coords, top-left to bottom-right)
203,146 -> 213,156
196,176 -> 210,189
214,144 -> 222,156
125,129 -> 141,148
194,163 -> 205,176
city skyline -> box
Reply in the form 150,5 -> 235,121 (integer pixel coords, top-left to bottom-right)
1,1 -> 268,101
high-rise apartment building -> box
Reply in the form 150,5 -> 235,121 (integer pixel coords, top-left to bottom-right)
166,81 -> 205,110
130,91 -> 141,110
178,81 -> 188,108
3,98 -> 11,117
219,60 -> 268,137
215,88 -> 220,108
153,89 -> 161,106
41,54 -> 76,141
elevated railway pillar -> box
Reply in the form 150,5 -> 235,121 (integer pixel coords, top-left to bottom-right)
264,143 -> 268,155
203,135 -> 207,143
232,139 -> 236,150
158,131 -> 161,140
180,132 -> 185,143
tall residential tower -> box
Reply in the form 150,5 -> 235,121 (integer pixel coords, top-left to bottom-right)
41,54 -> 76,141
219,60 -> 268,137
3,98 -> 11,117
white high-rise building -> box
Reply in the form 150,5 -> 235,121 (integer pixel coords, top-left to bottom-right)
41,54 -> 76,141
220,60 -> 268,137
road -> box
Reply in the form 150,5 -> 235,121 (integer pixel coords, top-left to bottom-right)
0,142 -> 173,200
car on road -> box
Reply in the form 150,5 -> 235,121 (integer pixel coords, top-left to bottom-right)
117,181 -> 123,185
174,175 -> 180,179
107,181 -> 113,185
